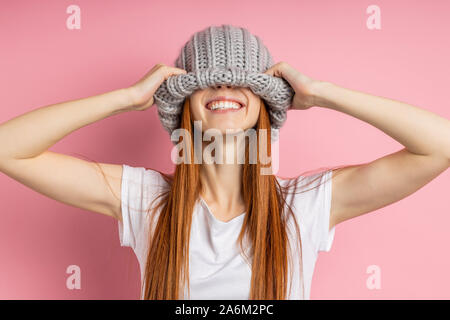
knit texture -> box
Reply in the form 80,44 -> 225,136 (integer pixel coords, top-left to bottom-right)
153,24 -> 294,140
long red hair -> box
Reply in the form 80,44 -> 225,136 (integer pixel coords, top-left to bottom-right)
142,98 -> 306,299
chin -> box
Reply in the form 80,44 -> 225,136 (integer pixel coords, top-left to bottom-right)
203,120 -> 251,135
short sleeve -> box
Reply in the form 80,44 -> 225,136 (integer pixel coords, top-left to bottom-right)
118,164 -> 167,251
283,169 -> 335,253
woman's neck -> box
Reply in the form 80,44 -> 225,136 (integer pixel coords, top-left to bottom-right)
198,138 -> 246,222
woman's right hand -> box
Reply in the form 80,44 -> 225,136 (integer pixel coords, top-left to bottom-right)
127,63 -> 187,111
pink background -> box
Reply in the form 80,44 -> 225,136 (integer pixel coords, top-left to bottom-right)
0,0 -> 449,299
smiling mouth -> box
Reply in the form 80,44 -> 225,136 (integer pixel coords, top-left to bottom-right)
205,100 -> 245,113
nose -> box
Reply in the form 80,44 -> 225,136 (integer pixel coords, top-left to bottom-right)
213,84 -> 233,89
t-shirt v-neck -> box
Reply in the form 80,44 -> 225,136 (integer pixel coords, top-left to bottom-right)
198,196 -> 246,225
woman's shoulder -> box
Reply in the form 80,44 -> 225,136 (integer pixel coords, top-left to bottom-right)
119,164 -> 172,250
275,168 -> 333,190
275,168 -> 334,219
121,164 -> 172,193
276,168 -> 336,253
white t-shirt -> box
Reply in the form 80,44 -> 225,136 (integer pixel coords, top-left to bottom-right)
118,164 -> 335,300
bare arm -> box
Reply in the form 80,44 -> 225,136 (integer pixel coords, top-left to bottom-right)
310,81 -> 450,228
0,64 -> 187,220
264,62 -> 450,229
0,89 -> 132,220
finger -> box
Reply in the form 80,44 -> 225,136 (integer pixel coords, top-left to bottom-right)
263,65 -> 276,76
163,66 -> 186,74
170,67 -> 187,74
264,63 -> 289,78
265,63 -> 299,88
160,67 -> 187,81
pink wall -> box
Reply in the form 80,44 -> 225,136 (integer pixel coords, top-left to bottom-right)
0,0 -> 449,299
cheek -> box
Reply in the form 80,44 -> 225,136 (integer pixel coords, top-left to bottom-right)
188,99 -> 204,122
247,105 -> 261,127
190,107 -> 201,122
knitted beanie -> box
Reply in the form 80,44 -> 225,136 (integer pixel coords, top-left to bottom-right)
153,24 -> 294,140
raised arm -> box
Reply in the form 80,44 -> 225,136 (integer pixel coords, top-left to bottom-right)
312,81 -> 450,228
264,62 -> 450,229
0,88 -> 131,220
0,63 -> 186,220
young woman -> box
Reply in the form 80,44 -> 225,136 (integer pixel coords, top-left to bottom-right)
0,25 -> 449,300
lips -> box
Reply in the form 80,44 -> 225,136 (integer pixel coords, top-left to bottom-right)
205,96 -> 245,113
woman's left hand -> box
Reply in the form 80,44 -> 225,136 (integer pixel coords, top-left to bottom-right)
264,61 -> 320,110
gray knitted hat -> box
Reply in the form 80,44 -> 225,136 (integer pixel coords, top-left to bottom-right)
153,24 -> 294,139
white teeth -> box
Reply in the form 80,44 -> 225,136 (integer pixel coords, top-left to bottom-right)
208,101 -> 242,110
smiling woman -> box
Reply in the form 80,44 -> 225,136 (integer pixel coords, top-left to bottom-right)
127,24 -> 345,300
0,22 -> 448,301
117,101 -> 339,300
